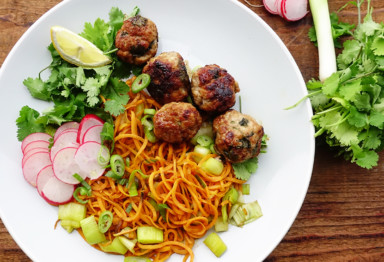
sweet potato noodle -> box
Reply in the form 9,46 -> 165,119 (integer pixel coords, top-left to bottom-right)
77,79 -> 245,262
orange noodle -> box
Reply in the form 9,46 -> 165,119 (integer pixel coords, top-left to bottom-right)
77,78 -> 245,262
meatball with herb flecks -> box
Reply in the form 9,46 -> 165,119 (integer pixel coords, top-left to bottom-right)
142,51 -> 191,105
153,102 -> 202,143
115,15 -> 158,65
213,109 -> 264,163
191,64 -> 240,114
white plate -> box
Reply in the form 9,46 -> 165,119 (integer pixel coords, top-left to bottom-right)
0,0 -> 315,261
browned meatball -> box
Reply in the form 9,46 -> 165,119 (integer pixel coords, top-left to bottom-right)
213,110 -> 264,163
115,15 -> 158,65
191,64 -> 240,114
153,102 -> 202,143
142,51 -> 191,105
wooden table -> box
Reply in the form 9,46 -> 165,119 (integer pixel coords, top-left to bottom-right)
1,0 -> 384,261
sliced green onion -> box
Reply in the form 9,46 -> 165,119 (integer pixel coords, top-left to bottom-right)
203,232 -> 227,257
144,127 -> 157,143
137,226 -> 163,244
126,157 -> 131,167
97,145 -> 110,167
98,210 -> 113,233
143,108 -> 156,115
73,187 -> 89,204
73,174 -> 91,191
214,216 -> 228,232
127,171 -> 138,197
141,115 -> 154,131
126,203 -> 133,214
80,216 -> 106,245
242,184 -> 250,195
105,170 -> 122,180
110,154 -> 125,177
124,257 -> 151,262
196,135 -> 213,147
132,73 -> 151,93
201,157 -> 224,175
209,144 -> 217,154
99,237 -> 128,255
135,103 -> 145,117
194,174 -> 207,188
118,236 -> 137,254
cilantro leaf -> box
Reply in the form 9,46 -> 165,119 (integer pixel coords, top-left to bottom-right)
80,18 -> 112,52
16,106 -> 46,141
23,77 -> 51,101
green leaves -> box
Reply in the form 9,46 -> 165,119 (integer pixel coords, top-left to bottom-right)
17,7 -> 135,141
307,1 -> 384,169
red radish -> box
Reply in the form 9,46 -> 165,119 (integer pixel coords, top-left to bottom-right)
22,152 -> 52,187
82,124 -> 103,144
21,133 -> 51,153
75,141 -> 108,180
36,165 -> 75,205
281,0 -> 308,21
50,130 -> 79,161
53,121 -> 79,141
276,0 -> 283,17
23,140 -> 50,154
76,114 -> 104,143
52,147 -> 86,185
22,147 -> 49,167
263,0 -> 279,14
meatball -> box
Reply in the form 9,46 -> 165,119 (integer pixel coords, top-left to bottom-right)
213,110 -> 264,163
115,15 -> 158,65
142,51 -> 191,105
153,102 -> 202,143
191,64 -> 240,114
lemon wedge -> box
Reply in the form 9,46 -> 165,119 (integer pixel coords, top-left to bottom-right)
50,25 -> 112,68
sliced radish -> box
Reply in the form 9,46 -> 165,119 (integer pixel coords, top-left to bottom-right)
22,147 -> 49,167
23,140 -> 50,154
82,124 -> 103,144
22,152 -> 52,187
281,0 -> 308,21
75,141 -> 108,180
276,0 -> 283,17
21,133 -> 51,153
77,114 -> 104,144
36,165 -> 75,206
263,0 -> 279,15
52,147 -> 86,185
50,130 -> 79,161
53,121 -> 79,141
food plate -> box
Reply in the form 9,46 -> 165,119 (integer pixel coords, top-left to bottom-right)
0,0 -> 315,261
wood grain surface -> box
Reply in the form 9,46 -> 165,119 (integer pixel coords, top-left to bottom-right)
1,0 -> 384,261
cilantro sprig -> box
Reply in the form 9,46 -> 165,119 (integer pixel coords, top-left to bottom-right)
17,7 -> 139,141
302,0 -> 384,169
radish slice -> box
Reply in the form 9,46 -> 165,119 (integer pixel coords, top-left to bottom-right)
53,121 -> 79,141
23,140 -> 50,154
82,125 -> 103,144
22,152 -> 52,187
21,133 -> 51,153
22,147 -> 49,167
276,0 -> 284,17
50,130 -> 79,161
75,141 -> 108,180
36,165 -> 75,205
263,0 -> 279,14
52,147 -> 86,185
77,114 -> 104,144
281,0 -> 308,21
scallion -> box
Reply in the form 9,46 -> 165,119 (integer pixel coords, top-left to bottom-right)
98,210 -> 113,233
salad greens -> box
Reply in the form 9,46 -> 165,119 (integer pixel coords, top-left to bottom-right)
17,7 -> 140,141
302,0 -> 384,169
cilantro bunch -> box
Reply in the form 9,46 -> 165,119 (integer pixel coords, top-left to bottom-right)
17,7 -> 139,141
304,1 -> 384,169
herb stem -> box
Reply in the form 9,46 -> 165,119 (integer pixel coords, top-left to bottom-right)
284,90 -> 322,110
